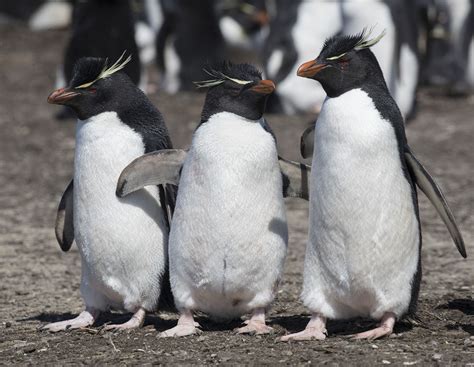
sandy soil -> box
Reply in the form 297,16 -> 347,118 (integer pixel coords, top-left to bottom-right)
0,24 -> 473,365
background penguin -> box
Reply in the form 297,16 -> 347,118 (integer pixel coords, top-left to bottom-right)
156,0 -> 225,93
419,0 -> 473,94
217,0 -> 269,51
42,54 -> 175,332
55,0 -> 141,119
115,62 -> 311,337
264,0 -> 342,114
280,31 -> 466,341
341,0 -> 419,119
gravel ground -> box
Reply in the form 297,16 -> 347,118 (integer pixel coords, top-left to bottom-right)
0,24 -> 473,365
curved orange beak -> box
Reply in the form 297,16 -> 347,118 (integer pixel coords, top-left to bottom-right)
250,79 -> 276,95
297,59 -> 328,78
47,87 -> 80,105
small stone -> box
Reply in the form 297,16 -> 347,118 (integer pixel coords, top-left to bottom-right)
382,360 -> 391,364
5,321 -> 11,328
23,346 -> 36,354
464,338 -> 471,346
283,351 -> 293,356
210,354 -> 217,358
432,353 -> 442,361
371,344 -> 379,349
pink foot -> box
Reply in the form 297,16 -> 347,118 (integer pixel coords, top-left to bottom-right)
280,314 -> 327,342
159,310 -> 201,338
41,308 -> 99,332
353,312 -> 396,340
235,308 -> 273,335
104,308 -> 146,331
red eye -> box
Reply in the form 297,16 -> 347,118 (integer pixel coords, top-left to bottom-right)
89,87 -> 97,93
339,59 -> 350,69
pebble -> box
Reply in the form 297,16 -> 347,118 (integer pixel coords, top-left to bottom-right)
5,321 -> 12,328
371,344 -> 378,349
23,346 -> 36,354
382,360 -> 391,364
432,353 -> 442,361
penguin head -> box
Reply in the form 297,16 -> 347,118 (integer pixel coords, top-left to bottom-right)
197,62 -> 275,122
297,30 -> 386,97
48,54 -> 136,120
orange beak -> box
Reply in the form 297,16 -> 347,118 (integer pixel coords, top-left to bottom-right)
250,79 -> 276,95
47,87 -> 80,105
297,59 -> 328,78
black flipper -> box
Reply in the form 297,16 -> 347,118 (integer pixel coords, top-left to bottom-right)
300,123 -> 315,159
116,149 -> 187,198
404,149 -> 466,258
279,157 -> 311,200
55,180 -> 74,252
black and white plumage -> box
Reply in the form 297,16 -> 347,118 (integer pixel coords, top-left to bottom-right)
42,55 -> 175,332
116,62 -> 310,337
281,31 -> 466,341
264,0 -> 419,118
62,0 -> 140,93
421,0 -> 473,94
156,0 -> 225,93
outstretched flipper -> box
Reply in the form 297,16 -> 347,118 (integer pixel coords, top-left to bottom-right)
300,124 -> 315,159
116,149 -> 187,197
279,157 -> 311,200
55,180 -> 74,252
405,149 -> 466,258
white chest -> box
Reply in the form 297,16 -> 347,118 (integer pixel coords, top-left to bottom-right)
73,112 -> 165,260
309,89 -> 419,281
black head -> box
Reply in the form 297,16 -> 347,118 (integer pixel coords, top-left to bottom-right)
197,61 -> 275,122
48,54 -> 137,120
297,30 -> 388,97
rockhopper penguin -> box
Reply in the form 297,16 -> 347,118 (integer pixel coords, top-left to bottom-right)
42,54 -> 175,332
281,31 -> 466,341
115,62 -> 311,336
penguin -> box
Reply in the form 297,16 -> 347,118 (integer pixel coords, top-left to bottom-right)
341,1 -> 419,119
280,31 -> 466,341
156,0 -> 225,93
217,0 -> 269,51
264,0 -> 342,114
419,0 -> 473,94
55,0 -> 141,120
42,54 -> 175,332
115,62 -> 311,337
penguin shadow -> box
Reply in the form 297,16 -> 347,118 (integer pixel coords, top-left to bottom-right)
437,298 -> 474,335
439,298 -> 474,315
21,312 -> 176,331
271,315 -> 413,337
20,312 -> 78,324
146,312 -> 244,333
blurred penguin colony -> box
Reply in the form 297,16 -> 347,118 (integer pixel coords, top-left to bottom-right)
4,0 -> 473,118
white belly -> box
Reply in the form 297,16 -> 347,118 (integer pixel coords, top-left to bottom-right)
169,112 -> 288,319
302,89 -> 419,320
74,112 -> 168,312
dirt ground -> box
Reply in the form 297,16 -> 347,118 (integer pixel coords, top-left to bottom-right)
0,24 -> 473,365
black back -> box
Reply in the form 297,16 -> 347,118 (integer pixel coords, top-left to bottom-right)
172,0 -> 225,90
64,0 -> 140,85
